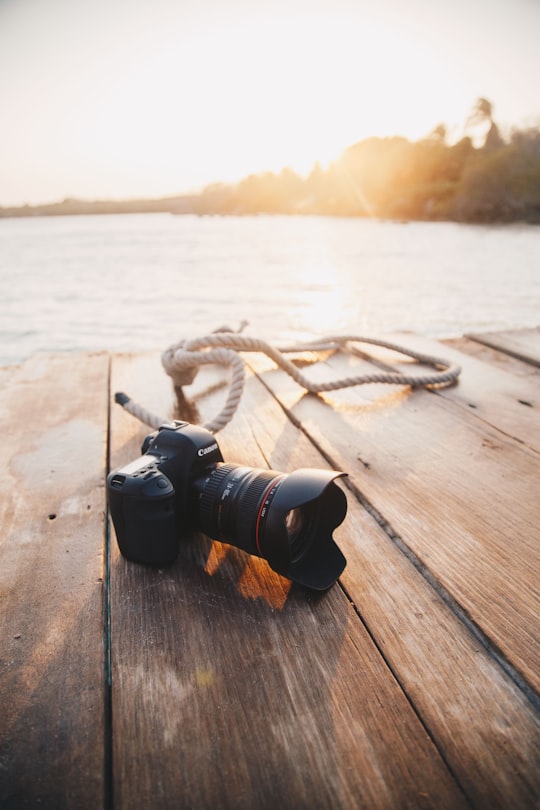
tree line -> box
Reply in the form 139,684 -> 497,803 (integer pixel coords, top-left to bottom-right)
2,99 -> 538,223
188,99 -> 540,223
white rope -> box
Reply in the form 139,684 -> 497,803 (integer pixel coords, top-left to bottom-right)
116,327 -> 461,432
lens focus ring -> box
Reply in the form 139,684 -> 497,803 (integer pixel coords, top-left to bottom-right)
198,464 -> 280,554
198,464 -> 237,537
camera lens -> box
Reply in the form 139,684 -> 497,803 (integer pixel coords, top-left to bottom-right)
193,463 -> 347,589
194,463 -> 280,551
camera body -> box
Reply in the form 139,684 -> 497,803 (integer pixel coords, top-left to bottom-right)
107,421 -> 347,589
108,421 -> 223,565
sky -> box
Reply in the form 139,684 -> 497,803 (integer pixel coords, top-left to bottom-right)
1,0 -> 539,206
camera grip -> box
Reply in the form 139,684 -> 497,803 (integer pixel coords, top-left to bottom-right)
107,465 -> 179,565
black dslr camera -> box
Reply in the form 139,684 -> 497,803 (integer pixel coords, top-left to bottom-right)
107,421 -> 347,590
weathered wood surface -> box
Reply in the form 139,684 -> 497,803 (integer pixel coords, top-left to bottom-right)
1,331 -> 539,809
248,338 -> 540,697
445,335 -> 540,379
0,353 -> 108,808
466,326 -> 540,368
386,331 -> 539,452
109,354 -> 466,809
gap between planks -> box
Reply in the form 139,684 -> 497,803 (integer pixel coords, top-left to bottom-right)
252,361 -> 540,714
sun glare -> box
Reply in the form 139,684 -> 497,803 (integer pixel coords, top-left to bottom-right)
1,0 -> 509,204
54,10 -> 467,199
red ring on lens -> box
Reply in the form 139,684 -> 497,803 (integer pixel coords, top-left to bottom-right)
255,475 -> 285,555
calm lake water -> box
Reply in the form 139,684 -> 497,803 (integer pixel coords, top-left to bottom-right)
0,213 -> 539,366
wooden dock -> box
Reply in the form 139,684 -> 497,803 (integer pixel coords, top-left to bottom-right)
1,328 -> 539,809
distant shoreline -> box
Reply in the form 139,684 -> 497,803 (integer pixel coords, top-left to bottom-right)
1,200 -> 538,225
3,123 -> 540,225
0,195 -> 197,220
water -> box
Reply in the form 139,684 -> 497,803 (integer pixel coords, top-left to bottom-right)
1,213 -> 539,366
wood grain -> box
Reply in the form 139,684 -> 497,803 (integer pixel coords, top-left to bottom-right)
2,340 -> 538,809
444,336 -> 540,379
0,353 -> 109,808
237,353 -> 540,809
248,345 -> 540,697
466,327 -> 540,368
108,353 -> 467,810
359,331 -> 540,452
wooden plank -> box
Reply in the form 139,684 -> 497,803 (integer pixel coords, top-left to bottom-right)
235,363 -> 540,810
248,347 -> 540,697
0,353 -> 109,808
358,332 -> 540,452
466,327 -> 540,368
108,353 -> 467,810
444,336 -> 540,379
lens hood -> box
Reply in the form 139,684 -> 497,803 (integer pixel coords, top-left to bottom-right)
257,469 -> 347,590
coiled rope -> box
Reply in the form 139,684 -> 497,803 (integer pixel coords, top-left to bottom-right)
116,326 -> 461,433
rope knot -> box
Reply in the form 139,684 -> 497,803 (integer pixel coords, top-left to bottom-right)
115,329 -> 462,432
161,343 -> 200,387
